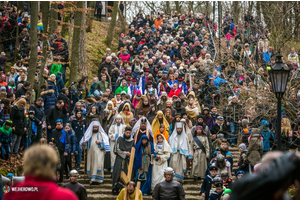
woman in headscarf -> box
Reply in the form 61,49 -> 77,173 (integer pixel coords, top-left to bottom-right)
146,104 -> 157,124
101,101 -> 115,128
133,135 -> 155,195
86,105 -> 101,126
151,110 -> 170,136
136,96 -> 150,117
151,134 -> 172,190
108,114 -> 126,173
191,126 -> 209,181
132,90 -> 142,108
119,102 -> 134,126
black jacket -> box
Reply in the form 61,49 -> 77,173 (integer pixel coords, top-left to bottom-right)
58,93 -> 71,114
29,104 -> 44,124
10,105 -> 26,135
15,87 -> 27,99
46,105 -> 64,129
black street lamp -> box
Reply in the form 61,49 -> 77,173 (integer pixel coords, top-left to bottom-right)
269,54 -> 290,151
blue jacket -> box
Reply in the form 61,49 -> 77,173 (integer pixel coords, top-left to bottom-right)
229,22 -> 235,31
260,120 -> 274,151
71,119 -> 87,144
263,51 -> 273,63
66,130 -> 77,153
41,89 -> 58,115
56,74 -> 65,93
88,81 -> 99,97
201,174 -> 218,200
209,190 -> 223,200
207,75 -> 227,90
47,80 -> 59,97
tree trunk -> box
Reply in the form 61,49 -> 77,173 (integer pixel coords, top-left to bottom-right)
78,2 -> 88,95
166,1 -> 170,15
118,6 -> 126,34
61,3 -> 71,38
27,1 -> 38,87
38,1 -> 50,97
175,2 -> 180,13
233,1 -> 239,24
86,1 -> 96,33
69,1 -> 83,84
49,2 -> 58,35
106,1 -> 119,48
256,2 -> 261,20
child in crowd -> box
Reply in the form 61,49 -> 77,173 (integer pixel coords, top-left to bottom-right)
0,120 -> 13,160
24,110 -> 36,150
209,181 -> 224,200
200,165 -> 219,200
64,123 -> 77,178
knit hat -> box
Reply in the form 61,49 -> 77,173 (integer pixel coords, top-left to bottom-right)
239,143 -> 247,152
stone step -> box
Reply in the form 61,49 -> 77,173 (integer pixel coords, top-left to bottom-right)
86,188 -> 201,195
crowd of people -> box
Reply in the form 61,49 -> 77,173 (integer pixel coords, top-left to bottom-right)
1,2 -> 300,200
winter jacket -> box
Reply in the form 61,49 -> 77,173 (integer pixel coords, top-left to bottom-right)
247,137 -> 261,167
47,80 -> 58,97
57,93 -> 71,114
15,86 -> 27,99
46,105 -> 64,129
118,53 -> 130,64
71,119 -> 87,144
29,104 -> 44,125
4,176 -> 78,200
52,128 -> 69,153
288,53 -> 299,64
56,74 -> 64,93
98,61 -> 113,78
10,105 -> 25,135
260,120 -> 274,152
88,81 -> 99,96
41,89 -> 57,115
263,51 -> 273,63
0,122 -> 12,144
66,130 -> 77,154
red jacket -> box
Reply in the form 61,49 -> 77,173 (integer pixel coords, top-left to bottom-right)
168,88 -> 181,98
4,176 -> 78,200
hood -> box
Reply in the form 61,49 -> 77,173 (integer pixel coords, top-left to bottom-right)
260,120 -> 269,131
175,98 -> 182,107
41,89 -> 55,96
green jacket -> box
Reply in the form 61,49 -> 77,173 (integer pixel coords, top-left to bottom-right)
115,85 -> 128,94
95,81 -> 109,93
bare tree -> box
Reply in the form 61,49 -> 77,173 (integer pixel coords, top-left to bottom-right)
27,1 -> 38,87
69,1 -> 83,84
49,2 -> 58,35
86,1 -> 96,33
106,1 -> 119,48
38,1 -> 50,97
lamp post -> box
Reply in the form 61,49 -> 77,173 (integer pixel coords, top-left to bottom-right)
269,54 -> 290,151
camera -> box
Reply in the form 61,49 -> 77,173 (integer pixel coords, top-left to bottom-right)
183,69 -> 187,73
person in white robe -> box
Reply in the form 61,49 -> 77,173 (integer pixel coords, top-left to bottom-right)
169,122 -> 193,183
108,114 -> 126,172
151,134 -> 172,190
80,120 -> 110,185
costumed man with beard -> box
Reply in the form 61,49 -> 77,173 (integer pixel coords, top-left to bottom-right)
62,170 -> 87,200
108,115 -> 126,173
116,181 -> 142,200
52,119 -> 69,183
152,167 -> 185,200
151,110 -> 170,138
112,126 -> 135,194
169,122 -> 193,183
133,135 -> 156,195
80,120 -> 110,185
131,117 -> 154,144
157,91 -> 169,111
185,97 -> 200,125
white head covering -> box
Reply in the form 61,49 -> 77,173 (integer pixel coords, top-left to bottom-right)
79,120 -> 110,152
131,116 -> 153,137
169,122 -> 189,156
104,101 -> 114,112
111,114 -> 125,140
155,134 -> 172,154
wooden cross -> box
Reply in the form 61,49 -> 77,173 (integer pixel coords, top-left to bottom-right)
120,147 -> 141,200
